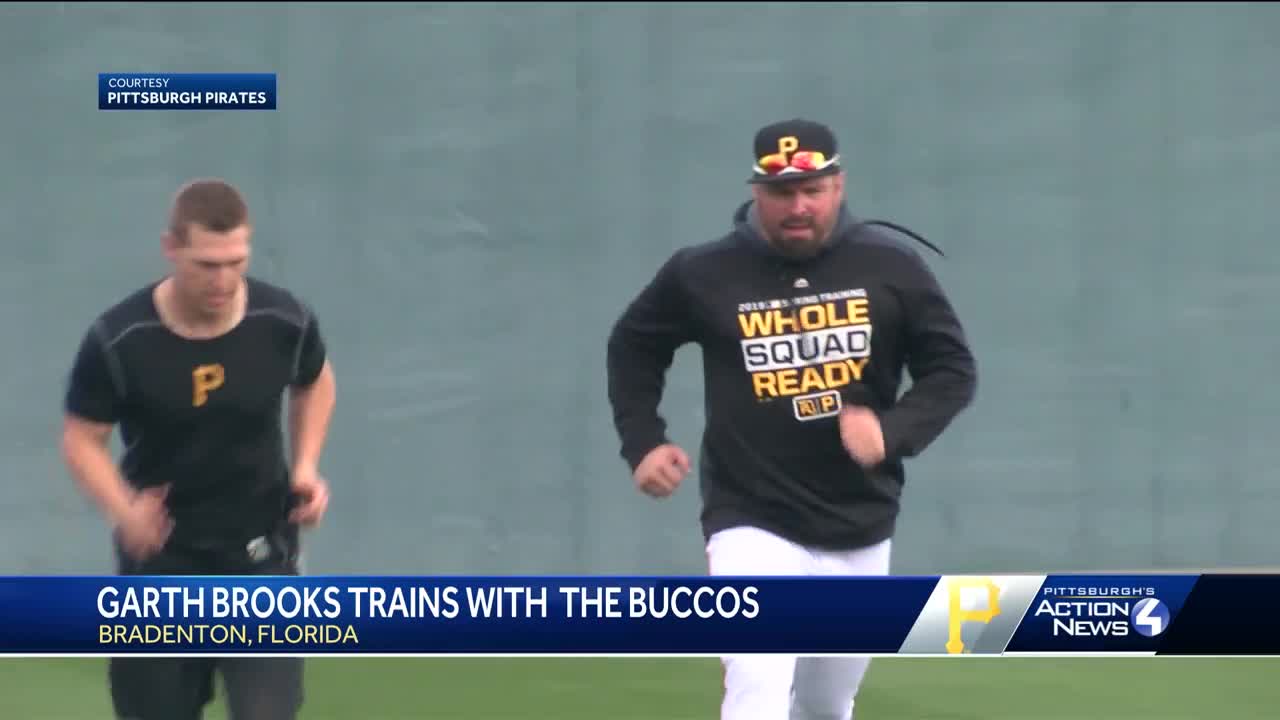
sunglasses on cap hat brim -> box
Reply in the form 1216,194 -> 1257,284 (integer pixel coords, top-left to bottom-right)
749,151 -> 841,184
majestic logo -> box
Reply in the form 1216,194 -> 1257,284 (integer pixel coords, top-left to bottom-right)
192,363 -> 225,407
245,535 -> 270,563
735,288 -> 872,412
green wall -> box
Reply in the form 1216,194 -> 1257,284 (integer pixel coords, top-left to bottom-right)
3,2 -> 1278,575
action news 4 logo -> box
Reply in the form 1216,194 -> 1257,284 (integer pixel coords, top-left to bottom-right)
1032,587 -> 1170,638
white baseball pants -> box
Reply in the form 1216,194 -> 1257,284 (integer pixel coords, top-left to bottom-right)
706,525 -> 892,720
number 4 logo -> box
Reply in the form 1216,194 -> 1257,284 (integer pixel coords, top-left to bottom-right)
1131,598 -> 1170,637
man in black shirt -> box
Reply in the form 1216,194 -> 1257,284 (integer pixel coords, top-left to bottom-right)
607,120 -> 977,720
60,178 -> 337,720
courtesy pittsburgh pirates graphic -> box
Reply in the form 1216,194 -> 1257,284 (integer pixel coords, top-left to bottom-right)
736,288 -> 872,421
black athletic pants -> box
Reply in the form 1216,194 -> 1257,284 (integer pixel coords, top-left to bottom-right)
108,526 -> 304,720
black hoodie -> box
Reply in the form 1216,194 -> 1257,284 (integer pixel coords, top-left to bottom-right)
606,200 -> 977,551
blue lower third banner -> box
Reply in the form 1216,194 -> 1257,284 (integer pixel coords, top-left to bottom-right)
98,73 -> 276,110
0,574 -> 1274,656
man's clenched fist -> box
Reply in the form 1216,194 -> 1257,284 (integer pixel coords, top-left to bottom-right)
633,444 -> 692,498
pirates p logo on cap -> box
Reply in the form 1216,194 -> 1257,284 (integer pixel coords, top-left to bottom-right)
749,119 -> 842,184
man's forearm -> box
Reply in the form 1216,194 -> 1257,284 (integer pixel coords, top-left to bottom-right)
62,432 -> 133,525
289,362 -> 336,470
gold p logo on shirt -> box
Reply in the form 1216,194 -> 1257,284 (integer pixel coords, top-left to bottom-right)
192,363 -> 225,407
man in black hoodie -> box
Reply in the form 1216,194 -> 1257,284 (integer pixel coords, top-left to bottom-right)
606,119 -> 977,720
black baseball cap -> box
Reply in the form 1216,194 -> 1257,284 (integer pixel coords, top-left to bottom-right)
748,118 -> 842,185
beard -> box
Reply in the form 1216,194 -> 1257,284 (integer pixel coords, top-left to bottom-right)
768,216 -> 828,260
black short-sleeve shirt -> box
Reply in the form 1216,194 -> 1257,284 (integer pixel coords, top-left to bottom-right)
64,276 -> 328,550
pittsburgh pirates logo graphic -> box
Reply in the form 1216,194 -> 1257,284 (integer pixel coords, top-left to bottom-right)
946,577 -> 1002,654
757,135 -> 800,169
192,363 -> 225,407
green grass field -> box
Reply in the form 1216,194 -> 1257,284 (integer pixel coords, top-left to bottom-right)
5,657 -> 1278,719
